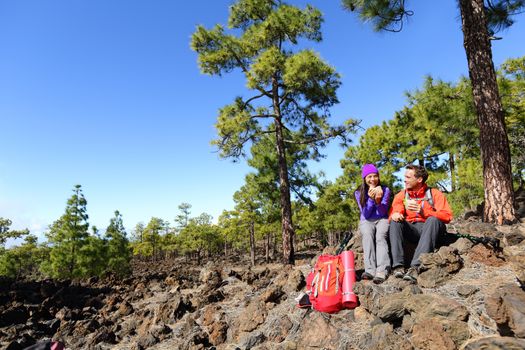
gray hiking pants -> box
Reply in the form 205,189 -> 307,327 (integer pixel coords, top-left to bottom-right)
389,216 -> 446,267
359,218 -> 390,275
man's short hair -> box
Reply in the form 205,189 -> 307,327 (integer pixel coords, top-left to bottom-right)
406,164 -> 429,182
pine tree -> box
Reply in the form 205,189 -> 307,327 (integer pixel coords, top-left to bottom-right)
105,210 -> 131,277
46,185 -> 90,278
131,222 -> 145,243
0,234 -> 42,278
175,203 -> 192,231
192,0 -> 356,264
141,217 -> 164,261
499,56 -> 525,188
0,218 -> 29,248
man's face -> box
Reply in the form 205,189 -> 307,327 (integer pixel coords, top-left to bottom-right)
404,169 -> 423,190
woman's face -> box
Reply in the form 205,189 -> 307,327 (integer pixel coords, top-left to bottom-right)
365,173 -> 379,187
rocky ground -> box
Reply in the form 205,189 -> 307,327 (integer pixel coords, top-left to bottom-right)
1,194 -> 525,349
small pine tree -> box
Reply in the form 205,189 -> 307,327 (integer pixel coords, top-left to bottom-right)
46,185 -> 90,279
105,211 -> 131,277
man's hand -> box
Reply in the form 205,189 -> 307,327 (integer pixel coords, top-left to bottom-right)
391,212 -> 405,222
405,199 -> 422,214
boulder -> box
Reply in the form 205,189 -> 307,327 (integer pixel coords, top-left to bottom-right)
411,318 -> 456,350
260,285 -> 284,304
456,285 -> 478,297
468,244 -> 505,267
462,336 -> 525,349
155,293 -> 192,323
238,330 -> 267,349
450,238 -> 474,255
358,322 -> 413,350
236,299 -> 268,333
353,282 -> 388,316
297,312 -> 339,350
377,296 -> 407,323
439,319 -> 470,346
495,224 -> 525,246
485,283 -> 525,337
507,250 -> 525,285
208,321 -> 228,346
0,305 -> 29,327
115,300 -> 134,318
405,294 -> 469,322
265,315 -> 293,343
85,326 -> 117,346
418,246 -> 463,288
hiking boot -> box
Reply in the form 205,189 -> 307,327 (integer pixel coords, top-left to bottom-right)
373,272 -> 386,284
403,266 -> 419,283
392,266 -> 405,279
361,272 -> 374,280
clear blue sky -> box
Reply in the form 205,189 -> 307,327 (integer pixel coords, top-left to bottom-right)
1,0 -> 524,238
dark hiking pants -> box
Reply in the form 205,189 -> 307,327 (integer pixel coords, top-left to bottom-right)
389,216 -> 446,267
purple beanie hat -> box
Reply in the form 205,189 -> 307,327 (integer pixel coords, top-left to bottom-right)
361,164 -> 379,179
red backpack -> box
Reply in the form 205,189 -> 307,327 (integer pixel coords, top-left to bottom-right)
305,250 -> 358,313
307,254 -> 345,313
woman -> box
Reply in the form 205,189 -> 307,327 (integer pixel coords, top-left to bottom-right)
354,164 -> 391,284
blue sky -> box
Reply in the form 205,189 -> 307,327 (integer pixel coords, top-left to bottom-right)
1,0 -> 524,238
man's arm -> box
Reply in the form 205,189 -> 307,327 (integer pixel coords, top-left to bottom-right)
389,191 -> 405,222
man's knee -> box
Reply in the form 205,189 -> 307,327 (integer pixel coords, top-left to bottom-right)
390,220 -> 403,231
424,216 -> 442,227
423,216 -> 444,235
389,221 -> 404,242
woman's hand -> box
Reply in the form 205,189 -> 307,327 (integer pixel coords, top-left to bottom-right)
368,186 -> 383,203
373,186 -> 383,200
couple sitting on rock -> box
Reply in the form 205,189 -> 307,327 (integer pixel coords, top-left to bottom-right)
355,164 -> 452,284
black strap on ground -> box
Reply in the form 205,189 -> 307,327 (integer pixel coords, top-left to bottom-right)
447,232 -> 500,251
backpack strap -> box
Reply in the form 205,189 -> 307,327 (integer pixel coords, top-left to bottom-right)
425,187 -> 434,208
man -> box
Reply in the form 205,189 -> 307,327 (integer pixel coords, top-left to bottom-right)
389,165 -> 452,282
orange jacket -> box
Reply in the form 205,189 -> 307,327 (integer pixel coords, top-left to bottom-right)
389,184 -> 453,224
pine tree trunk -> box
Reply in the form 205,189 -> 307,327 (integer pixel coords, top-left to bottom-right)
271,231 -> 277,260
250,222 -> 256,266
273,78 -> 295,265
449,153 -> 457,192
69,244 -> 75,278
459,0 -> 516,224
265,233 -> 270,263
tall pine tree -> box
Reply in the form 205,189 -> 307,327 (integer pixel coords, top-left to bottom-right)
46,185 -> 90,278
192,0 -> 356,263
105,210 -> 131,277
